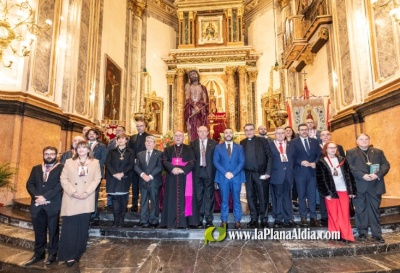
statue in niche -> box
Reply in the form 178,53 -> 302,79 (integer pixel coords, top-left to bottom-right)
184,70 -> 209,141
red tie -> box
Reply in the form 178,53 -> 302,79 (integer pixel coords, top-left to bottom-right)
279,142 -> 284,154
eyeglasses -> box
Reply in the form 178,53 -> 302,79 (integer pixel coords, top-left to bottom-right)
275,132 -> 285,135
44,153 -> 56,156
327,147 -> 337,149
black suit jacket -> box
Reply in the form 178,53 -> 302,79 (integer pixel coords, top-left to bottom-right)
134,149 -> 163,187
26,164 -> 64,214
91,142 -> 107,178
105,148 -> 135,193
346,147 -> 390,194
190,138 -> 217,181
128,132 -> 150,154
240,136 -> 272,176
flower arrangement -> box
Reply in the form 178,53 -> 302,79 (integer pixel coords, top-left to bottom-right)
159,131 -> 174,151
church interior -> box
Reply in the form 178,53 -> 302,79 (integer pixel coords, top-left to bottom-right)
1,0 -> 400,272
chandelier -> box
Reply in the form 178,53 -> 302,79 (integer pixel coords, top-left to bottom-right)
0,0 -> 50,68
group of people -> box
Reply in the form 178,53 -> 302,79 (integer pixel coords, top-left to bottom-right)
24,119 -> 390,268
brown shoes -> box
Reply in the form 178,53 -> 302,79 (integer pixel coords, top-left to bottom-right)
235,222 -> 242,229
220,221 -> 227,228
300,217 -> 308,227
310,218 -> 323,227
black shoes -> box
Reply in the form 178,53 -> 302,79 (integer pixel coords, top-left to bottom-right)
320,218 -> 328,227
260,220 -> 269,228
300,218 -> 308,227
273,221 -> 283,228
372,235 -> 385,243
284,220 -> 300,228
45,254 -> 57,265
358,234 -> 367,240
310,218 -> 323,227
130,205 -> 138,212
24,255 -> 45,266
66,260 -> 76,267
205,221 -> 214,228
247,219 -> 258,228
150,223 -> 159,228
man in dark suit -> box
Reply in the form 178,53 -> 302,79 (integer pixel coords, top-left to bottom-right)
268,128 -> 298,228
240,123 -> 272,228
318,130 -> 345,226
214,128 -> 246,229
25,146 -> 64,266
346,133 -> 390,243
190,126 -> 217,228
128,120 -> 150,212
134,135 -> 163,228
60,135 -> 85,164
292,123 -> 322,227
87,128 -> 107,224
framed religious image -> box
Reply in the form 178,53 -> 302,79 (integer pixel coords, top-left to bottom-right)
103,55 -> 122,121
197,15 -> 224,45
144,91 -> 164,135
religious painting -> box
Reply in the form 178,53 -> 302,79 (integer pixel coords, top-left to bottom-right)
144,91 -> 164,135
103,55 -> 122,121
291,98 -> 326,131
197,15 -> 224,45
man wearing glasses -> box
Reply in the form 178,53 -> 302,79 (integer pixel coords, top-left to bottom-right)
25,147 -> 64,266
128,120 -> 149,212
305,118 -> 321,144
292,123 -> 322,227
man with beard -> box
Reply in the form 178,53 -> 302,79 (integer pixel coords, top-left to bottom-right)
128,120 -> 150,212
86,128 -> 107,225
184,70 -> 209,141
25,146 -> 64,266
346,134 -> 390,242
161,130 -> 199,228
214,128 -> 246,229
258,125 -> 269,139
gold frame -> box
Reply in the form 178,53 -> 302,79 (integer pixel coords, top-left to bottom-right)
197,15 -> 224,45
144,91 -> 164,135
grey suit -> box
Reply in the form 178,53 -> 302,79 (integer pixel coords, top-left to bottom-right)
346,147 -> 390,237
134,149 -> 163,225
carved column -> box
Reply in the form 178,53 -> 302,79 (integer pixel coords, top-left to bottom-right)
225,66 -> 236,129
248,70 -> 258,125
166,73 -> 176,131
176,68 -> 185,131
238,65 -> 247,129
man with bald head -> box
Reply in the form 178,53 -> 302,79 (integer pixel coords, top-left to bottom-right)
320,130 -> 345,157
190,126 -> 217,228
60,135 -> 86,164
258,125 -> 269,139
346,133 -> 390,243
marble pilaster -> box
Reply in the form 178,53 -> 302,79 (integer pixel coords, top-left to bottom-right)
225,66 -> 236,130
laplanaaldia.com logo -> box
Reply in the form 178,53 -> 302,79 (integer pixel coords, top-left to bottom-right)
204,223 -> 227,244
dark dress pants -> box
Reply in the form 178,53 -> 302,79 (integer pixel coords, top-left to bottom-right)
31,209 -> 60,257
354,189 -> 382,237
271,178 -> 293,222
195,168 -> 215,222
245,171 -> 269,221
295,173 -> 317,219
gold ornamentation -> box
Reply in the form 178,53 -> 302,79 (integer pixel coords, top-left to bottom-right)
129,0 -> 146,17
225,66 -> 236,75
299,44 -> 315,65
248,70 -> 258,81
166,74 -> 175,85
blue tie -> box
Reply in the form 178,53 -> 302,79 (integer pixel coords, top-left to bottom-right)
304,138 -> 310,154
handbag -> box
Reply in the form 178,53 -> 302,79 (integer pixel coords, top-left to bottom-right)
349,197 -> 355,218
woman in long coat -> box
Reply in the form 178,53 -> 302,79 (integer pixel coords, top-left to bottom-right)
58,141 -> 102,267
